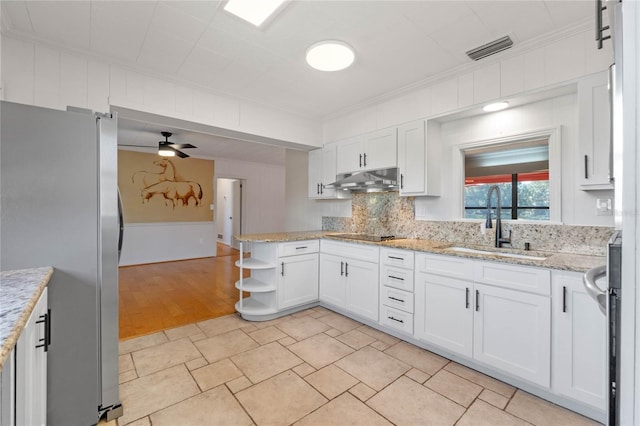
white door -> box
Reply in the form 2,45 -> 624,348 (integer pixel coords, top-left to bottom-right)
231,180 -> 242,250
552,272 -> 607,410
414,272 -> 473,358
473,283 -> 551,387
398,120 -> 426,195
336,136 -> 364,174
345,258 -> 379,321
278,253 -> 319,310
364,128 -> 397,170
319,253 -> 346,309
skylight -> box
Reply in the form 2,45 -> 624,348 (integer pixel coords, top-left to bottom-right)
224,0 -> 287,27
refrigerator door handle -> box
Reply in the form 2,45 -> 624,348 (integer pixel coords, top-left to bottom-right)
583,265 -> 607,315
117,189 -> 124,263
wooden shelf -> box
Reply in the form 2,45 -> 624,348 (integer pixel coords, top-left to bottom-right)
235,298 -> 278,316
234,278 -> 276,293
235,258 -> 274,270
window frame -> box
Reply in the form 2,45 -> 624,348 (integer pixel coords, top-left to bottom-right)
453,126 -> 562,224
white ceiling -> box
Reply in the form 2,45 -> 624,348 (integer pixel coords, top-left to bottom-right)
1,0 -> 594,163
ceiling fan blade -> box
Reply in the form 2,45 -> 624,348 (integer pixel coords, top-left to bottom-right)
172,147 -> 190,158
168,143 -> 196,149
119,144 -> 155,148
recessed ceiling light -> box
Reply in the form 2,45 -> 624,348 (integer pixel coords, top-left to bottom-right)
483,101 -> 509,112
224,0 -> 287,27
306,41 -> 355,72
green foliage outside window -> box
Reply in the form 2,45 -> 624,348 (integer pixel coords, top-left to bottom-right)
464,177 -> 549,221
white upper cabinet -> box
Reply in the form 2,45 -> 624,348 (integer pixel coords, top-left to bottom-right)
336,128 -> 397,174
397,120 -> 441,197
577,71 -> 613,190
308,144 -> 345,199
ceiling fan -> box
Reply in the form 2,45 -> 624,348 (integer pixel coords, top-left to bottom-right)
120,132 -> 196,158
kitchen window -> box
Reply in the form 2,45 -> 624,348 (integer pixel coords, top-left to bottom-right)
458,129 -> 560,223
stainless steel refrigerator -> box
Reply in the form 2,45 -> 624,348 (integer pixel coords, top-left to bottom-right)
0,101 -> 122,424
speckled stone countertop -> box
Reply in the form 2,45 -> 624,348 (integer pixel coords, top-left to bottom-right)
237,232 -> 605,273
0,267 -> 53,372
236,230 -> 331,243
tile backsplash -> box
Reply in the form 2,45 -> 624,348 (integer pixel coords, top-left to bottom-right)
323,192 -> 612,256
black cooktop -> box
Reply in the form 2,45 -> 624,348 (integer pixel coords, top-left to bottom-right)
330,234 -> 395,242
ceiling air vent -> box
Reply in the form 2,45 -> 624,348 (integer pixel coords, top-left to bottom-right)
466,36 -> 513,61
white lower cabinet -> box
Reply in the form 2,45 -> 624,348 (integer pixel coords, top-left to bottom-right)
278,252 -> 319,310
414,254 -> 551,388
414,272 -> 473,358
552,271 -> 607,411
1,288 -> 49,426
473,282 -> 551,387
320,240 -> 379,322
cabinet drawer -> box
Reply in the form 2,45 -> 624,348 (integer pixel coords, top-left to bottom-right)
278,240 -> 319,257
380,265 -> 414,292
380,306 -> 413,335
415,253 -> 474,279
382,286 -> 414,313
321,240 -> 379,262
474,262 -> 550,296
380,248 -> 414,269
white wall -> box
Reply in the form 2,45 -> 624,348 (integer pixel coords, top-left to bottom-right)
416,93 -> 614,226
0,35 -> 321,148
322,27 -> 612,142
119,222 -> 216,266
215,158 -> 286,235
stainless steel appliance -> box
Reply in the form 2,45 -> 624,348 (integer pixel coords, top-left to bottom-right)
584,232 -> 622,425
0,101 -> 123,424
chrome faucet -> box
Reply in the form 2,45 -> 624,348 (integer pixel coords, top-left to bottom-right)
485,185 -> 511,248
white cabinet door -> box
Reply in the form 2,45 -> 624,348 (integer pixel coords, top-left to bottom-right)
414,272 -> 473,358
308,148 -> 323,198
16,288 -> 48,426
577,71 -> 613,190
398,120 -> 426,195
345,258 -> 379,321
552,272 -> 607,410
1,348 -> 16,426
319,253 -> 346,309
321,143 -> 338,197
363,128 -> 397,170
336,136 -> 364,174
473,283 -> 550,387
278,253 -> 319,310
308,145 -> 340,199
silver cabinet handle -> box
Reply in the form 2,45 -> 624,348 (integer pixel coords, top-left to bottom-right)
584,155 -> 589,179
388,275 -> 404,281
562,286 -> 567,313
363,153 -> 367,167
388,256 -> 403,260
389,296 -> 405,303
388,316 -> 404,324
345,262 -> 349,277
281,262 -> 285,276
400,174 -> 404,189
475,290 -> 480,311
359,154 -> 362,168
340,261 -> 344,276
296,246 -> 308,250
465,288 -> 470,309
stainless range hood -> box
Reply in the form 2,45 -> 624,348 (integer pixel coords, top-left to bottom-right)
326,167 -> 399,192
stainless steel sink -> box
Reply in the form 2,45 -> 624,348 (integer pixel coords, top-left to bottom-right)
443,246 -> 547,261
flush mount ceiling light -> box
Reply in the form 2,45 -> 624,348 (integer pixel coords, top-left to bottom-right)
224,0 -> 287,27
306,41 -> 355,72
483,101 -> 509,112
158,144 -> 176,157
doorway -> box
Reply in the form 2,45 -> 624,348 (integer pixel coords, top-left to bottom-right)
216,177 -> 244,250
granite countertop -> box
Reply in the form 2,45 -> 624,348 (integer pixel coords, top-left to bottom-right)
0,267 -> 53,372
237,231 -> 605,273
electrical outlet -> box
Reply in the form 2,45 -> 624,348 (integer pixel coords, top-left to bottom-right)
596,198 -> 612,216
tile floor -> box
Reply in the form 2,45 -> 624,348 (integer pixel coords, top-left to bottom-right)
115,307 -> 600,426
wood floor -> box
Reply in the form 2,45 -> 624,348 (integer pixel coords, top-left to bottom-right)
118,243 -> 248,340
